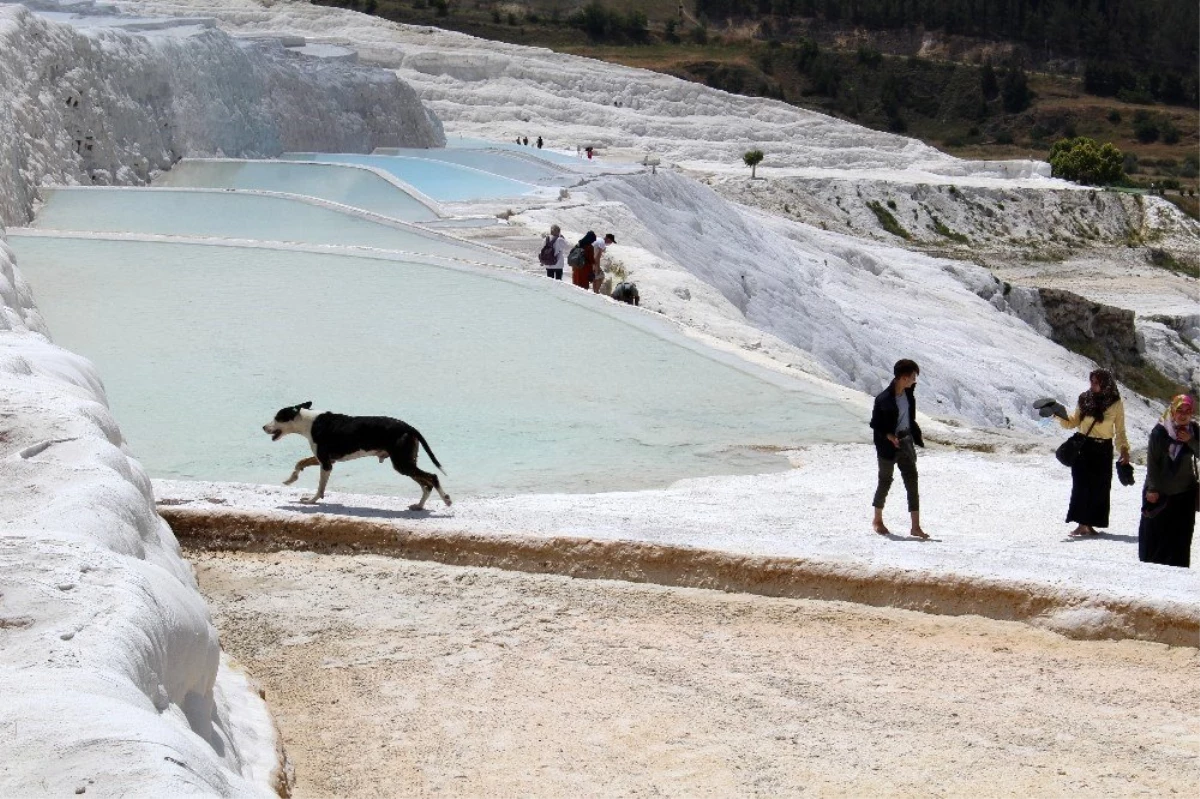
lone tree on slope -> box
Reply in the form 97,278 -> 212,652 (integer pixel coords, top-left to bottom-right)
743,149 -> 764,179
1049,137 -> 1125,186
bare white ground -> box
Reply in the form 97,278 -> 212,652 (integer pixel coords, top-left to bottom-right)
194,549 -> 1198,799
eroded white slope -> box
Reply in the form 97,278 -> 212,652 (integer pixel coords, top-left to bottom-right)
103,0 -> 1049,177
0,3 -> 442,225
576,171 -> 1157,432
0,237 -> 281,792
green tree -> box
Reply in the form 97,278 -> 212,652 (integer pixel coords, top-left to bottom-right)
1049,137 -> 1125,186
1001,65 -> 1031,113
980,61 -> 999,100
663,18 -> 680,43
743,149 -> 764,179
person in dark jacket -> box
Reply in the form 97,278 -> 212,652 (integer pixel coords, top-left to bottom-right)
1139,394 -> 1198,567
869,359 -> 929,539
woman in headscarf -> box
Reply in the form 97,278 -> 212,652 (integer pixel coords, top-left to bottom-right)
1057,369 -> 1129,536
572,231 -> 597,289
1139,395 -> 1198,567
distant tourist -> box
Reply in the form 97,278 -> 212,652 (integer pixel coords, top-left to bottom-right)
586,146 -> 594,160
516,136 -> 522,145
869,359 -> 929,540
1057,369 -> 1130,537
523,136 -> 529,146
1138,394 -> 1197,568
611,281 -> 639,306
538,224 -> 568,280
536,136 -> 543,149
571,231 -> 597,289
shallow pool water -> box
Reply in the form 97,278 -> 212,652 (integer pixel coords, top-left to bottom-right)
363,147 -> 574,184
443,136 -> 613,168
152,160 -> 438,222
280,153 -> 548,202
13,236 -> 863,497
29,188 -> 515,266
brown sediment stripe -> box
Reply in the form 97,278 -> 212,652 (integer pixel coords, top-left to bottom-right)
162,507 -> 1199,648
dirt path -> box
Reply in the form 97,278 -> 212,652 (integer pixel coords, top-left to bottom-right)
192,550 -> 1198,798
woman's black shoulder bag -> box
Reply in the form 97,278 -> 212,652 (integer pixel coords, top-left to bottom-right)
1055,417 -> 1097,468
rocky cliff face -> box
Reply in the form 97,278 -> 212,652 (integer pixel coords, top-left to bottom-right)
1036,288 -> 1185,400
717,175 -> 1198,261
0,5 -> 444,225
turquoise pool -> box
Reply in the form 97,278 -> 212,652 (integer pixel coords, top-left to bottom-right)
28,188 -> 515,266
444,136 -> 605,168
153,160 -> 438,222
280,153 -> 548,202
366,147 -> 574,184
12,235 -> 863,497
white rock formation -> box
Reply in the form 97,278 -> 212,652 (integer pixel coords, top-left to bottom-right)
0,3 -> 443,225
577,171 -> 1163,432
0,230 -> 282,795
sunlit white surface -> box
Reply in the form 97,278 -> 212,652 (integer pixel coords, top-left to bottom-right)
12,235 -> 863,496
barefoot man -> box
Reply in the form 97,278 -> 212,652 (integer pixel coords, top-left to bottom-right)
870,359 -> 930,539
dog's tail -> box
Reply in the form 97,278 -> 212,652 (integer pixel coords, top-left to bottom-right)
415,430 -> 446,474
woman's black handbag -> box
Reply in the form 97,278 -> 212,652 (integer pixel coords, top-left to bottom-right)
1055,434 -> 1086,467
1055,418 -> 1097,468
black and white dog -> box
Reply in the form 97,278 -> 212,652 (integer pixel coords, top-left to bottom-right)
263,402 -> 451,509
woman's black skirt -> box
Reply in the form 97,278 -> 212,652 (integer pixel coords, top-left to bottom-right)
1066,437 -> 1113,527
1139,487 -> 1197,568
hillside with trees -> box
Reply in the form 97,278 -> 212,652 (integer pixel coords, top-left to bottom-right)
317,0 -> 1199,214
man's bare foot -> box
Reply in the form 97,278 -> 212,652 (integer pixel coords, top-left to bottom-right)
909,528 -> 930,540
872,521 -> 891,536
1069,525 -> 1088,537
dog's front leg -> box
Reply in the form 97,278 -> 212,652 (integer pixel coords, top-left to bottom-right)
300,466 -> 332,504
283,456 -> 319,486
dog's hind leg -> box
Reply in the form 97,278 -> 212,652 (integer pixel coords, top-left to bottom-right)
432,474 -> 451,507
390,453 -> 441,510
299,465 -> 332,504
283,456 -> 319,486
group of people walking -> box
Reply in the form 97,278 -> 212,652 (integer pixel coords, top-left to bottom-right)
539,226 -> 617,294
1049,369 -> 1196,567
515,136 -> 543,149
870,361 -> 1197,568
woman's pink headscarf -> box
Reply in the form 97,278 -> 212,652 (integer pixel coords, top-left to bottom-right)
1162,394 -> 1196,460
1162,394 -> 1195,422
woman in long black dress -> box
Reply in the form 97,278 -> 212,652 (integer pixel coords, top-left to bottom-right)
1139,395 -> 1198,567
1057,369 -> 1130,536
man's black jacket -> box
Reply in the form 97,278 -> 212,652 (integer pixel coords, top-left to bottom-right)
869,380 -> 924,459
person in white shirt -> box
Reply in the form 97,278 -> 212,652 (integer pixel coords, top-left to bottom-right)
540,224 -> 568,279
591,233 -> 616,293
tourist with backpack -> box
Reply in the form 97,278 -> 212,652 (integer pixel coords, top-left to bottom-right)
538,224 -> 568,279
570,231 -> 597,289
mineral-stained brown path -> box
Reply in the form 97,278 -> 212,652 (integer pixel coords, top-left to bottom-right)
193,549 -> 1199,799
